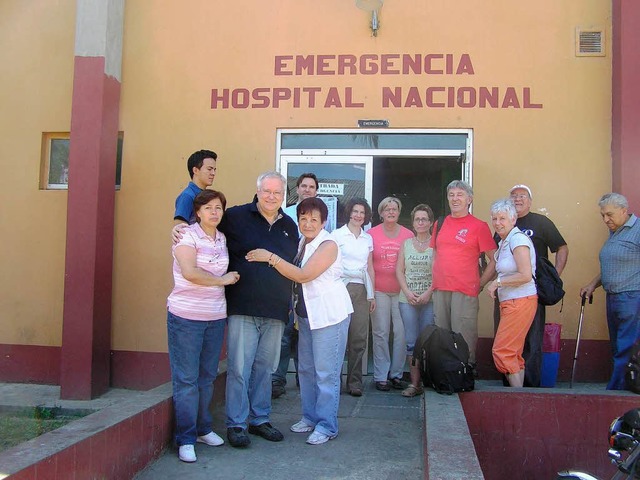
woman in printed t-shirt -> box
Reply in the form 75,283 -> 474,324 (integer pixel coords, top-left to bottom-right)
167,190 -> 240,463
486,198 -> 537,388
369,197 -> 415,391
396,204 -> 436,397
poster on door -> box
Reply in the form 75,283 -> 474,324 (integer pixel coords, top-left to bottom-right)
319,196 -> 337,233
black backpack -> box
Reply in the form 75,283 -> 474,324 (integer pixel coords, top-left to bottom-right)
534,256 -> 565,306
504,231 -> 565,307
413,325 -> 475,395
625,342 -> 640,394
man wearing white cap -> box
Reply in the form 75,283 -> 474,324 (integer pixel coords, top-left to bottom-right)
500,184 -> 569,387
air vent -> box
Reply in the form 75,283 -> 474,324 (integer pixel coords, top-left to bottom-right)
576,28 -> 605,57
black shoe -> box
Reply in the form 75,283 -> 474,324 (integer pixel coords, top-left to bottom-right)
248,422 -> 284,442
375,381 -> 391,391
227,427 -> 251,448
271,383 -> 286,399
389,378 -> 405,390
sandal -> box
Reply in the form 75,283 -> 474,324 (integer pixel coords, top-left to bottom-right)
375,381 -> 391,391
402,384 -> 424,397
389,377 -> 405,390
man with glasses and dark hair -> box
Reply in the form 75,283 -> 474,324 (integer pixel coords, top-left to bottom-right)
495,184 -> 568,387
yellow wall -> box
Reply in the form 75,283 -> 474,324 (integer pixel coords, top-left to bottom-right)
1,1 -> 613,352
0,1 -> 75,346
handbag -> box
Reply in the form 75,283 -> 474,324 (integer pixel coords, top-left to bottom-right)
534,256 -> 565,306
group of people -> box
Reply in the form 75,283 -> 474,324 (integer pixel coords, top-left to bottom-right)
164,148 -> 640,463
168,153 -> 355,463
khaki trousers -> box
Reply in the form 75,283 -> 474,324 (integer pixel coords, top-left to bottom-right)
432,290 -> 479,364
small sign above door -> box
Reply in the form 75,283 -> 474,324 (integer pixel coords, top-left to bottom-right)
357,119 -> 389,128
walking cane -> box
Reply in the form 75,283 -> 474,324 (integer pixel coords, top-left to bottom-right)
570,293 -> 593,388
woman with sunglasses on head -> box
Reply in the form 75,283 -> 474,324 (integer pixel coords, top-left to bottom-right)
369,197 -> 414,391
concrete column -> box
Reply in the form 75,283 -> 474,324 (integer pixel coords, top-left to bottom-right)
60,0 -> 124,399
612,0 -> 640,211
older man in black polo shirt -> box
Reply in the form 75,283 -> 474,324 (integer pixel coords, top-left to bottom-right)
220,172 -> 299,447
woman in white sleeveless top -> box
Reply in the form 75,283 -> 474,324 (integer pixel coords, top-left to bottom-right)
247,197 -> 353,445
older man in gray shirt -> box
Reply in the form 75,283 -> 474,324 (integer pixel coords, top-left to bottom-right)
581,193 -> 640,390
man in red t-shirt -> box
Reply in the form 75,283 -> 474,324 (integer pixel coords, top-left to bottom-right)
430,180 -> 496,364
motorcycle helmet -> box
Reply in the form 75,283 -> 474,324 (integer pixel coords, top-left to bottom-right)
609,408 -> 640,450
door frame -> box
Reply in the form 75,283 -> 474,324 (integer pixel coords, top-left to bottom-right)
276,127 -> 473,186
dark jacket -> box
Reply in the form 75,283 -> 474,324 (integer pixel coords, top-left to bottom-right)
219,197 -> 299,321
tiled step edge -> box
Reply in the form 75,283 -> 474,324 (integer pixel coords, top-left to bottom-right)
423,390 -> 485,480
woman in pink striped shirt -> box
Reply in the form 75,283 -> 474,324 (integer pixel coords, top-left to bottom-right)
166,190 -> 240,463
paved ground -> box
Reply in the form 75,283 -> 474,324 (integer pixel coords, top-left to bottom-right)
0,382 -> 138,412
135,374 -> 425,480
1,376 -> 617,480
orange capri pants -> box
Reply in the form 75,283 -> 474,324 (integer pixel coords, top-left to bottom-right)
492,295 -> 538,375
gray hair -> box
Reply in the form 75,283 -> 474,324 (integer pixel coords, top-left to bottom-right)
447,180 -> 473,197
256,171 -> 286,191
598,192 -> 628,210
490,198 -> 517,222
377,196 -> 402,216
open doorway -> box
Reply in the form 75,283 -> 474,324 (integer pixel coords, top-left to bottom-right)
371,156 -> 463,226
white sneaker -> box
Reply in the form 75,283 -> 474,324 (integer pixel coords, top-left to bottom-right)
290,420 -> 314,433
306,430 -> 337,445
178,444 -> 197,463
197,431 -> 224,446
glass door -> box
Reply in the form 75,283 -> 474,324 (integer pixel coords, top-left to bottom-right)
280,155 -> 373,232
280,154 -> 373,376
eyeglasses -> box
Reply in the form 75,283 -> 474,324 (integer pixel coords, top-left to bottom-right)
260,189 -> 284,198
510,194 -> 529,200
414,218 -> 430,223
383,207 -> 399,212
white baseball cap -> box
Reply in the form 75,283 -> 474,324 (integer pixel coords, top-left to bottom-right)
510,184 -> 533,199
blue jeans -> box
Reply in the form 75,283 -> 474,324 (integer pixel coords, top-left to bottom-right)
297,315 -> 350,437
399,301 -> 434,356
225,315 -> 285,429
167,311 -> 226,446
272,310 -> 298,387
606,291 -> 640,390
